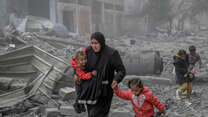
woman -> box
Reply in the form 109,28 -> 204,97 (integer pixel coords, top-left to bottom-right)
74,32 -> 126,117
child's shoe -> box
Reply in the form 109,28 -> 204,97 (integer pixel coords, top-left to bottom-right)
175,89 -> 181,100
185,100 -> 192,106
73,103 -> 81,113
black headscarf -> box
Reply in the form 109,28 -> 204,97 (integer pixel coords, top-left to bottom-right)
90,32 -> 106,48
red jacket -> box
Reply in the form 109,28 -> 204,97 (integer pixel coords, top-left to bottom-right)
114,86 -> 165,117
71,58 -> 92,80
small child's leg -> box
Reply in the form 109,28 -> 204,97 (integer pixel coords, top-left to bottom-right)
178,83 -> 188,96
73,84 -> 82,113
186,82 -> 193,101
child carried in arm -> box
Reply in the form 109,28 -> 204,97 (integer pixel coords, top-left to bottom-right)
71,50 -> 97,113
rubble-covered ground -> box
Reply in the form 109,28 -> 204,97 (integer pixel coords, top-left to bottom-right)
0,31 -> 208,117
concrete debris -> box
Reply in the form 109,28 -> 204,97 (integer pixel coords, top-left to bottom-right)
25,15 -> 53,33
59,105 -> 74,116
46,23 -> 69,38
0,23 -> 208,116
44,108 -> 59,117
59,87 -> 75,101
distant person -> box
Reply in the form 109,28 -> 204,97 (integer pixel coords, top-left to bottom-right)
173,49 -> 195,105
74,32 -> 126,117
112,78 -> 166,117
188,45 -> 202,70
71,51 -> 97,113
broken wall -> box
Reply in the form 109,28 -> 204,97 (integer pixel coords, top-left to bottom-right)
0,0 -> 8,32
57,1 -> 91,36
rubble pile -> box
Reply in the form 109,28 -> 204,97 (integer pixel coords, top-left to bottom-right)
111,82 -> 208,117
0,25 -> 208,116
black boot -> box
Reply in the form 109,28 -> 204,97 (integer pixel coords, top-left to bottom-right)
80,104 -> 86,112
73,103 -> 81,114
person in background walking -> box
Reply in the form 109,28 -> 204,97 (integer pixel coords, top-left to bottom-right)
174,49 -> 195,105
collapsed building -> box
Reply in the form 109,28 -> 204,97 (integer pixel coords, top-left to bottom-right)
0,0 -> 208,117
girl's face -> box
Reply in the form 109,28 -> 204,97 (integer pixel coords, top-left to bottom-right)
77,55 -> 87,67
91,38 -> 101,53
130,85 -> 142,96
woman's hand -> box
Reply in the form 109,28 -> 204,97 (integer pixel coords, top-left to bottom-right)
190,69 -> 196,73
92,70 -> 97,76
74,74 -> 81,85
111,80 -> 118,90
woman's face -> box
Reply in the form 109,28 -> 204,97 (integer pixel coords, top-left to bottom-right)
91,38 -> 101,53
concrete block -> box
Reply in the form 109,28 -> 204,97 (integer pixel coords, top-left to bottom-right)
44,108 -> 59,117
59,105 -> 74,116
58,87 -> 75,101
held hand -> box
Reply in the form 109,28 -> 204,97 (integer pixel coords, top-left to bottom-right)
74,75 -> 81,85
75,79 -> 81,85
111,80 -> 118,90
92,70 -> 97,76
190,69 -> 196,73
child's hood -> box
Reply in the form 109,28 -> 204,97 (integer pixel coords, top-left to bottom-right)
71,58 -> 81,68
141,86 -> 151,95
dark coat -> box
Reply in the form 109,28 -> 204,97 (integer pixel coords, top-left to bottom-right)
85,45 -> 126,117
85,45 -> 126,98
173,55 -> 193,84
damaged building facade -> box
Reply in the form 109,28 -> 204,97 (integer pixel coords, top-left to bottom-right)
57,0 -> 124,37
0,0 -> 125,37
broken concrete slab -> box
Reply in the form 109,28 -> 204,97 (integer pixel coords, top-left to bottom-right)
44,107 -> 60,117
58,87 -> 75,101
59,105 -> 74,116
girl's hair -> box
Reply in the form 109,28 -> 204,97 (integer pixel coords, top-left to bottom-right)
189,45 -> 196,51
75,51 -> 86,60
128,78 -> 143,89
177,49 -> 186,56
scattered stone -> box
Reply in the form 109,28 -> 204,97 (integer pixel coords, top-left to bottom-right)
59,105 -> 74,116
58,87 -> 75,101
44,108 -> 59,117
